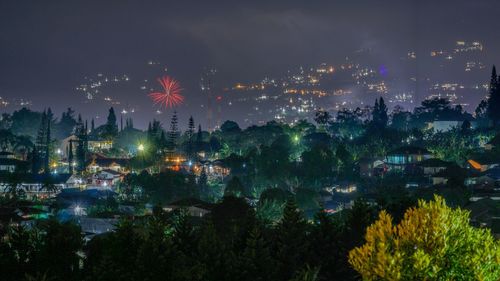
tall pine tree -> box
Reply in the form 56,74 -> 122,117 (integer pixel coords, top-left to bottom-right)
30,147 -> 40,174
75,115 -> 87,173
372,97 -> 388,128
237,226 -> 274,281
68,140 -> 74,174
166,111 -> 179,159
198,167 -> 208,196
487,65 -> 500,125
379,97 -> 388,127
105,107 -> 118,138
372,98 -> 379,123
186,116 -> 195,159
275,199 -> 308,281
147,119 -> 164,153
34,111 -> 48,173
196,124 -> 203,153
44,118 -> 51,174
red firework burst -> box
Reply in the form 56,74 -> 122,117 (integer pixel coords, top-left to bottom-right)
149,76 -> 184,108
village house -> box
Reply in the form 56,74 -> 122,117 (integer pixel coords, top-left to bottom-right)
358,157 -> 386,177
0,173 -> 72,200
418,158 -> 452,176
0,151 -> 28,173
86,153 -> 130,173
163,198 -> 214,218
385,146 -> 432,173
90,169 -> 124,188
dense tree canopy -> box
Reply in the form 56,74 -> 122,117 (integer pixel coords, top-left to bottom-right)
349,196 -> 500,280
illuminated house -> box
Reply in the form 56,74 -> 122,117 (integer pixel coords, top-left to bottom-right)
163,155 -> 188,172
87,154 -> 129,173
90,169 -> 123,188
88,138 -> 113,152
66,174 -> 86,189
418,158 -> 452,176
430,170 -> 450,186
163,198 -> 214,218
0,173 -> 72,200
196,160 -> 231,181
385,146 -> 432,173
61,135 -> 80,158
333,181 -> 357,193
0,151 -> 28,173
358,157 -> 386,177
467,154 -> 500,172
76,217 -> 118,240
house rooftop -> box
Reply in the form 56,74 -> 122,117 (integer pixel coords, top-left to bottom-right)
432,166 -> 467,178
0,151 -> 15,158
88,153 -> 130,167
387,146 -> 430,155
167,198 -> 214,210
31,173 -> 72,184
0,158 -> 26,165
468,153 -> 500,165
485,167 -> 500,181
99,169 -> 123,176
0,173 -> 71,184
418,158 -> 452,168
466,198 -> 500,222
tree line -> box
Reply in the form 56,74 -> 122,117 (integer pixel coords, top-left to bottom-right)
2,195 -> 499,281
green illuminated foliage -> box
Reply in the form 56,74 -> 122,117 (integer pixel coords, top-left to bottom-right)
349,196 -> 500,280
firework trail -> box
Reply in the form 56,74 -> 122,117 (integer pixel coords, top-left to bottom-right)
149,76 -> 184,108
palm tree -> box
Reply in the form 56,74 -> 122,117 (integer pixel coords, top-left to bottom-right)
40,176 -> 58,195
5,173 -> 23,201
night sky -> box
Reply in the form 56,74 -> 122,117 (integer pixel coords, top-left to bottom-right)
1,0 -> 500,128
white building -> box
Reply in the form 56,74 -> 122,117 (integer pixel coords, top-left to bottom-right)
0,151 -> 27,173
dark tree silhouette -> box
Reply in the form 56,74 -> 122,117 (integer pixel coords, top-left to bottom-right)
487,65 -> 500,125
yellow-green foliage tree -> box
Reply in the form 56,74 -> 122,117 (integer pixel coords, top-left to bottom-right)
349,195 -> 500,280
